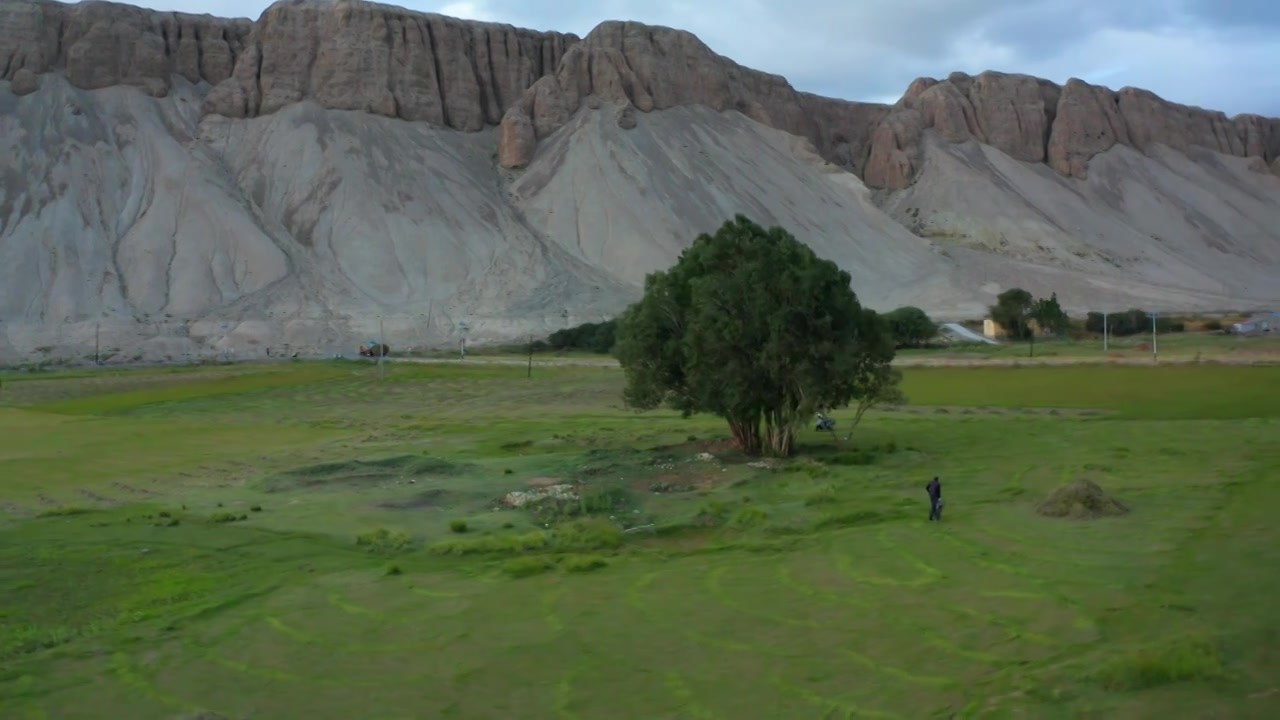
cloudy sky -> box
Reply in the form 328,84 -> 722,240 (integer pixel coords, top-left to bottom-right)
125,0 -> 1280,116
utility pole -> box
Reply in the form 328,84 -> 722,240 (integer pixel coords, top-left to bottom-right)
1103,312 -> 1108,353
1150,312 -> 1158,363
94,321 -> 101,365
378,314 -> 386,380
527,335 -> 534,378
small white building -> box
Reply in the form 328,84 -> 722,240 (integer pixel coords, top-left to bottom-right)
1231,312 -> 1278,335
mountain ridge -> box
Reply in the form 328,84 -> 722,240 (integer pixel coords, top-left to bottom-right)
5,0 -> 1278,186
1,0 -> 1278,363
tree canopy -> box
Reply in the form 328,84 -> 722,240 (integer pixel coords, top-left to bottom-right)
614,215 -> 898,457
547,320 -> 617,354
883,306 -> 939,348
989,288 -> 1034,339
1030,293 -> 1069,336
989,289 -> 1069,340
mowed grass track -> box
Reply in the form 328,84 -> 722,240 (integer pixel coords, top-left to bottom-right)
1,361 -> 1278,719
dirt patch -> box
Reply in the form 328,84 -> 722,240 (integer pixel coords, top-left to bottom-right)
526,476 -> 562,488
75,489 -> 119,506
111,481 -> 158,497
379,488 -> 450,510
258,454 -> 469,492
1036,479 -> 1129,519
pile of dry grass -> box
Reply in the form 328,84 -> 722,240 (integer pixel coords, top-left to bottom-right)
1036,479 -> 1129,519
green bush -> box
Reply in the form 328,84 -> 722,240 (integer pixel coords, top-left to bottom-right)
1203,319 -> 1223,331
428,531 -> 549,556
355,528 -> 414,554
730,506 -> 769,528
385,564 -> 403,576
551,518 -> 624,551
694,500 -> 733,527
563,554 -> 609,573
449,519 -> 469,534
209,512 -> 244,524
1094,638 -> 1224,690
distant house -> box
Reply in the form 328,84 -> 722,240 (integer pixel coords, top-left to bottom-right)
983,318 -> 1052,339
1231,312 -> 1278,335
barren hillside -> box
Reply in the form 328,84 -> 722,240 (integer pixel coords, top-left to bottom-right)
1,0 -> 1277,362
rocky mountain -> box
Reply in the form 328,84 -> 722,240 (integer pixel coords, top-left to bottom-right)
1,0 -> 1277,362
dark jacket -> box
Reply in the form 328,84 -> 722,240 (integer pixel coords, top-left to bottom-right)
926,478 -> 942,501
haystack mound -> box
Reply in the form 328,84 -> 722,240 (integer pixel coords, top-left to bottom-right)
1036,479 -> 1129,519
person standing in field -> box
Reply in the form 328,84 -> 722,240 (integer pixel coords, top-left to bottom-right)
926,476 -> 943,522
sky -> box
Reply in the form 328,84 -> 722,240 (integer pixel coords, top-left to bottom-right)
119,0 -> 1280,117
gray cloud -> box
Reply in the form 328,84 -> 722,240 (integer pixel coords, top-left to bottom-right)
124,0 -> 1280,116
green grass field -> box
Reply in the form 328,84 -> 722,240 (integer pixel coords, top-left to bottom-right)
1,360 -> 1278,719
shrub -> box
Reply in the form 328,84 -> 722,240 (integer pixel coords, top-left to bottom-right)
355,528 -> 414,554
428,531 -> 549,556
1203,319 -> 1223,331
551,518 -> 624,551
804,486 -> 839,506
502,556 -> 555,578
563,554 -> 609,573
449,519 -> 469,534
694,500 -> 732,527
209,512 -> 243,524
730,506 -> 769,528
1094,638 -> 1224,690
385,564 -> 403,576
250,505 -> 263,512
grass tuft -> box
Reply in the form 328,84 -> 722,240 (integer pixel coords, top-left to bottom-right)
1094,638 -> 1225,690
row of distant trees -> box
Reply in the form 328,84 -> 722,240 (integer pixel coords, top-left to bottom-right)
549,290 -> 1197,358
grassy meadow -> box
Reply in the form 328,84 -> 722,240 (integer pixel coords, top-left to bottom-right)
1,360 -> 1278,719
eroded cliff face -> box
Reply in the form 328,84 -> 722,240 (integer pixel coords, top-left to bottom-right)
6,1 -> 1278,188
201,0 -> 578,130
866,72 -> 1280,187
494,21 -> 890,175
0,0 -> 253,97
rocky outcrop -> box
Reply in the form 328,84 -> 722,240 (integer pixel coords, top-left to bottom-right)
866,72 -> 1280,187
0,0 -> 253,97
5,0 -> 1280,188
202,0 -> 578,130
495,21 -> 1280,186
494,21 -> 889,171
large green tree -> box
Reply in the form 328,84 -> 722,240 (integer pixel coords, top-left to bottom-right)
989,288 -> 1034,340
883,306 -> 939,348
614,215 -> 896,458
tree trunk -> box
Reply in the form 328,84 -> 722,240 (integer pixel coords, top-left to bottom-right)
763,411 -> 797,458
728,417 -> 761,456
